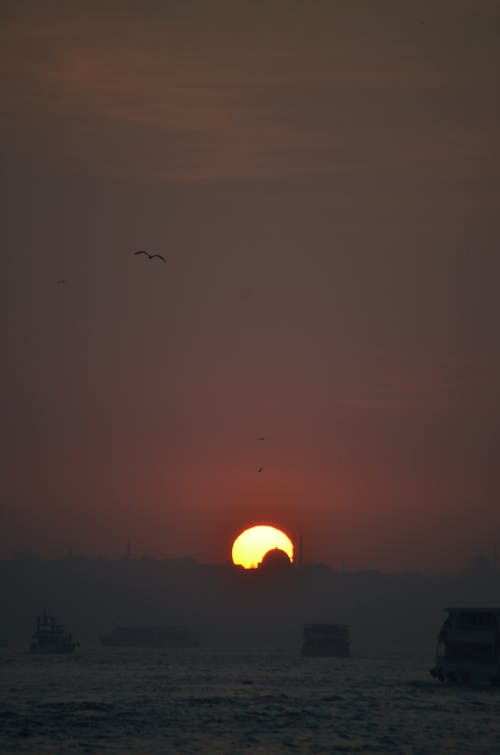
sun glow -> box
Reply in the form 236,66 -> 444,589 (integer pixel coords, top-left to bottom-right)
231,525 -> 294,569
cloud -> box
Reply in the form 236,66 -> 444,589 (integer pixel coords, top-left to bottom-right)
2,1 -> 500,184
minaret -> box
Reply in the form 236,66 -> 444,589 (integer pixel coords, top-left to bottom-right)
296,534 -> 303,569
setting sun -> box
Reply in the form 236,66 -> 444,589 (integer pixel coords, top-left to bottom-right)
231,525 -> 294,569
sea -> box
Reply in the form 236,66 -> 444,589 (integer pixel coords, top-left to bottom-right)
1,649 -> 499,754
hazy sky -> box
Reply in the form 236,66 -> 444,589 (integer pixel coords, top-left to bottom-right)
2,0 -> 500,572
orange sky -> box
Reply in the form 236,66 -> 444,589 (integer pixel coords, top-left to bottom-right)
1,0 -> 500,572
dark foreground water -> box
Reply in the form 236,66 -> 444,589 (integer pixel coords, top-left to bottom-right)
1,649 -> 499,753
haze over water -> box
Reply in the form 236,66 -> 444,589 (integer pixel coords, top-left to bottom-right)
2,535 -> 499,751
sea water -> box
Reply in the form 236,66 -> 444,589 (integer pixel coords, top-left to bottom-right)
1,649 -> 499,753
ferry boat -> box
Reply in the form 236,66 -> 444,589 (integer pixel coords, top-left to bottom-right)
430,607 -> 500,685
30,612 -> 79,654
100,625 -> 199,648
301,624 -> 350,657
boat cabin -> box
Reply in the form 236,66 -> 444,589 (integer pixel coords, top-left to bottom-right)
431,607 -> 500,684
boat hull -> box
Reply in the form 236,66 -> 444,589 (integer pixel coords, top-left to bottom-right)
300,624 -> 350,658
30,643 -> 77,654
100,637 -> 198,647
430,660 -> 500,685
301,646 -> 350,657
100,625 -> 199,648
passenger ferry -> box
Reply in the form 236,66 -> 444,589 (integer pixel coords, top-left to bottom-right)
430,607 -> 500,685
100,625 -> 199,647
301,624 -> 350,657
30,612 -> 79,654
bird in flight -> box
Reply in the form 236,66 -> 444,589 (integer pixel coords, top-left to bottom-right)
258,436 -> 265,441
56,279 -> 67,284
133,250 -> 166,263
257,467 -> 263,473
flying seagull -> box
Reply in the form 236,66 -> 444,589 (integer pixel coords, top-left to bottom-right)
133,250 -> 166,263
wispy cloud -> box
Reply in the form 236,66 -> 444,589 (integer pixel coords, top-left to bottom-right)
2,3 -> 500,181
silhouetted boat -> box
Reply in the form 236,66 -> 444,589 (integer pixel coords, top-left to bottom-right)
430,607 -> 500,685
301,624 -> 350,657
30,611 -> 79,654
100,625 -> 199,648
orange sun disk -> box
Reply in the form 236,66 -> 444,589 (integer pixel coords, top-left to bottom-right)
231,525 -> 294,569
